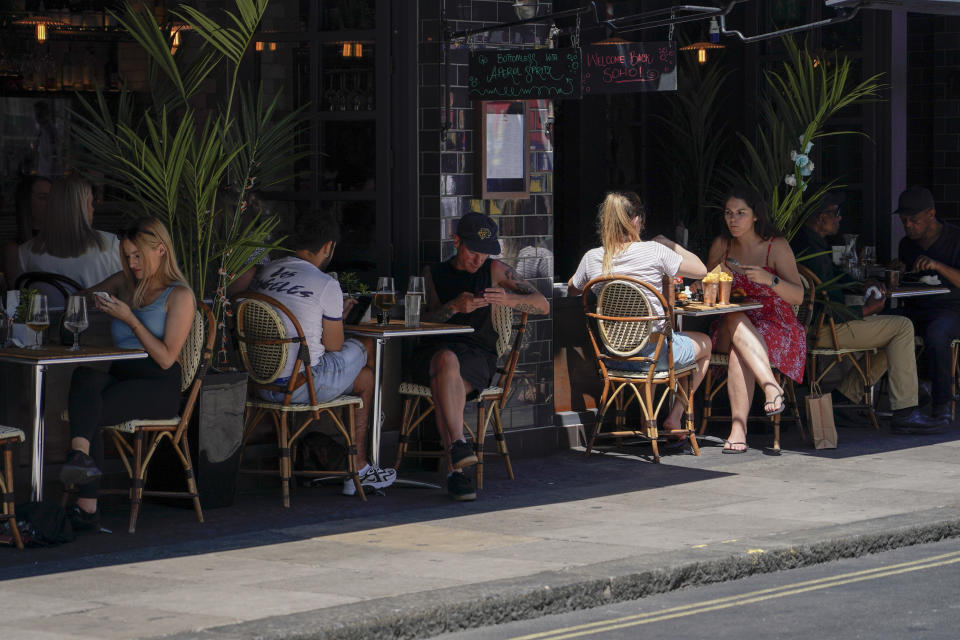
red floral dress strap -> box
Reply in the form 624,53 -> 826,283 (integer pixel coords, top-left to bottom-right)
764,239 -> 774,269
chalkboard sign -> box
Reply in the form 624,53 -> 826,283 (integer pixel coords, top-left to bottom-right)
582,41 -> 677,94
469,49 -> 582,100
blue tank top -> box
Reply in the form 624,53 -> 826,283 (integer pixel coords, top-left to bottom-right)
111,285 -> 180,349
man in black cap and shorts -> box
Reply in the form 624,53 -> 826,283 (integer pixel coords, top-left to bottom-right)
411,212 -> 549,501
896,186 -> 960,422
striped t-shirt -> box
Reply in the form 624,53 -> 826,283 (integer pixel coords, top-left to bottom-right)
571,241 -> 683,326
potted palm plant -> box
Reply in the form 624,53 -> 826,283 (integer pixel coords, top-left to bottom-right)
69,0 -> 308,506
732,37 -> 884,240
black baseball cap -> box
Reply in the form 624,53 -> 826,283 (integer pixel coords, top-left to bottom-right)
893,186 -> 935,216
456,212 -> 500,254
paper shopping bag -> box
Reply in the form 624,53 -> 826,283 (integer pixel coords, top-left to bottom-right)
805,385 -> 837,449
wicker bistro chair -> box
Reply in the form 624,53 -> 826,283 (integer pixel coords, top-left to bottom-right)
581,275 -> 700,463
233,293 -> 365,506
14,272 -> 83,310
698,269 -> 815,451
99,302 -> 214,533
394,305 -> 526,489
802,265 -> 880,430
0,426 -> 25,549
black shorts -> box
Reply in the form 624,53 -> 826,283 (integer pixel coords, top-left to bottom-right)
410,341 -> 497,396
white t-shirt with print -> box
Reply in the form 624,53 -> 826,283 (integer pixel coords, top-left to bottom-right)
571,241 -> 682,321
249,256 -> 344,379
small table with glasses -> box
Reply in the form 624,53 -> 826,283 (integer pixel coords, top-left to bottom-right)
0,344 -> 147,500
674,300 -> 764,330
345,320 -> 473,487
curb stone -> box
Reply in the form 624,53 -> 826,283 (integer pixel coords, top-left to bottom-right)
158,515 -> 960,640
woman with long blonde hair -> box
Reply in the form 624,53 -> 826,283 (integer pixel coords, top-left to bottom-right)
568,191 -> 713,432
59,217 -> 196,531
14,175 -> 121,288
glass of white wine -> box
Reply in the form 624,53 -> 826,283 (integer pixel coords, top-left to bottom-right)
64,295 -> 89,352
26,294 -> 49,350
373,277 -> 396,326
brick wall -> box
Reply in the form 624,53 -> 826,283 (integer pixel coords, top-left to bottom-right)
908,13 -> 960,223
419,0 -> 557,440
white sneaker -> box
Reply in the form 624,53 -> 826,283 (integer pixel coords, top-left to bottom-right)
343,465 -> 398,496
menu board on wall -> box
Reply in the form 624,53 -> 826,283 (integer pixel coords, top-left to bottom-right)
477,100 -> 530,199
582,41 -> 677,94
468,49 -> 582,100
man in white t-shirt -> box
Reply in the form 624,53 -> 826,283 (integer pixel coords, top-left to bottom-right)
248,211 -> 395,494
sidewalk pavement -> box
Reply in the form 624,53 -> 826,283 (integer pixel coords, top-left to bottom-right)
2,422 -> 960,639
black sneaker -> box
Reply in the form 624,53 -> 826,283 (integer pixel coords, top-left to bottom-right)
447,472 -> 476,501
891,408 -> 947,434
66,505 -> 100,532
449,439 -> 478,470
931,403 -> 952,423
59,450 -> 102,485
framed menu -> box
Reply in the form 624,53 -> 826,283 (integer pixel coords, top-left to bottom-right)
477,100 -> 529,199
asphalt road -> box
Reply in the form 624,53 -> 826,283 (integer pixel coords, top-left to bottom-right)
437,537 -> 960,640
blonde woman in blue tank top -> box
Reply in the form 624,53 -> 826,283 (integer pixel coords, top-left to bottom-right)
59,217 -> 196,531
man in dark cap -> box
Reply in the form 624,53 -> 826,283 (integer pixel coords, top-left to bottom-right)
411,212 -> 549,501
792,193 -> 941,432
895,186 -> 960,421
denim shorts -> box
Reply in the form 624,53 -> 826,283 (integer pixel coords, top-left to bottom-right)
259,338 -> 367,404
609,332 -> 697,372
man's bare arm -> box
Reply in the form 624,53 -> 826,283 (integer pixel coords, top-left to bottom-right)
490,261 -> 549,314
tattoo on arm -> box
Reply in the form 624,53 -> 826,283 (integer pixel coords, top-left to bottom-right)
503,266 -> 535,295
425,303 -> 456,323
513,303 -> 543,314
514,282 -> 535,295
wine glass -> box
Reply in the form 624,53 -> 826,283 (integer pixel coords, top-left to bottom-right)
373,277 -> 396,326
26,294 -> 49,350
64,295 -> 89,352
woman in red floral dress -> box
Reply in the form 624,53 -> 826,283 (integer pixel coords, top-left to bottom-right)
705,185 -> 806,453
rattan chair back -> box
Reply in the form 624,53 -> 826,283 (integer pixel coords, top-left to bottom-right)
492,304 -> 515,358
14,271 -> 83,309
235,296 -> 291,385
593,278 -> 655,357
178,306 -> 207,393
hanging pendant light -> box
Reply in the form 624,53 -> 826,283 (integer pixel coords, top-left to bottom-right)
14,15 -> 66,43
679,18 -> 725,64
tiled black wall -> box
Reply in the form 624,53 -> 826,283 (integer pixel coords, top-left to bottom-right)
419,0 -> 555,433
908,14 -> 960,223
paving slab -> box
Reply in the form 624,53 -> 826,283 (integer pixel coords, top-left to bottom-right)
1,423 -> 959,639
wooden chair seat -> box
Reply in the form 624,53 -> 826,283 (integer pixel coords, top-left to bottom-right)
96,303 -> 214,533
0,426 -> 25,442
395,305 -> 526,489
0,425 -> 25,549
809,347 -> 879,357
247,395 -> 364,412
233,293 -> 367,506
607,362 -> 698,379
581,275 -> 700,463
104,417 -> 181,434
398,382 -> 504,400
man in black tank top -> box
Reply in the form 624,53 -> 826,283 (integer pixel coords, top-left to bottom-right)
411,213 -> 549,501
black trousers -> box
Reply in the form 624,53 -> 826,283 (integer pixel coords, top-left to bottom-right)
904,307 -> 960,407
68,359 -> 182,498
